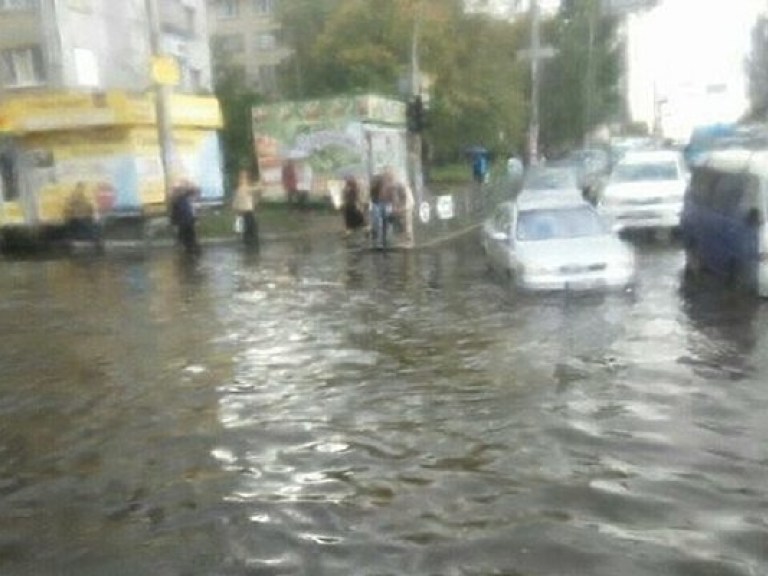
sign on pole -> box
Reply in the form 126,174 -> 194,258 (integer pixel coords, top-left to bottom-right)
151,56 -> 180,86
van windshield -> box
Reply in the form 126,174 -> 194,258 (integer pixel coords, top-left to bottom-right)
612,161 -> 679,183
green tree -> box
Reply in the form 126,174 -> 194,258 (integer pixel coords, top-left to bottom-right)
539,0 -> 622,153
276,0 -> 342,98
429,12 -> 528,162
212,57 -> 264,190
275,0 -> 529,164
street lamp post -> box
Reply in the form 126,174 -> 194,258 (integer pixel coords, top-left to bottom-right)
145,0 -> 174,202
408,1 -> 424,204
517,0 -> 556,166
529,0 -> 541,165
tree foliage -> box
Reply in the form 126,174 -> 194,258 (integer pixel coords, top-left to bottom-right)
276,0 -> 529,163
212,54 -> 264,189
214,0 -> 624,169
539,0 -> 622,153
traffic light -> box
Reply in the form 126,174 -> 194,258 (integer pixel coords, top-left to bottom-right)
406,95 -> 426,133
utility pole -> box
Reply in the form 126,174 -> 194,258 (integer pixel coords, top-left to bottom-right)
584,0 -> 598,146
529,0 -> 541,165
517,0 -> 556,166
408,1 -> 424,204
145,0 -> 174,202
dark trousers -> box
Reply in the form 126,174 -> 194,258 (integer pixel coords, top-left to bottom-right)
240,211 -> 258,247
178,222 -> 199,255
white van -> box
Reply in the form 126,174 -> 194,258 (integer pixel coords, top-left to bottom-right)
599,150 -> 688,232
680,149 -> 768,297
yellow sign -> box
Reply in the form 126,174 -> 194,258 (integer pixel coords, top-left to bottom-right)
0,90 -> 222,133
151,56 -> 180,86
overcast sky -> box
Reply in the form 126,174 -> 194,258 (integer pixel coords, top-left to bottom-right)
627,0 -> 764,139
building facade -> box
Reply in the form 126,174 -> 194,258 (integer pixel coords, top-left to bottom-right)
0,0 -> 225,235
0,0 -> 213,95
206,0 -> 290,94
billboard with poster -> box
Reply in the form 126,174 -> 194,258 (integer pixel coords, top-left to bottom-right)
252,94 -> 408,204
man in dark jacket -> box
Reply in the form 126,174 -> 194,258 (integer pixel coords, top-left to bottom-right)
170,183 -> 201,255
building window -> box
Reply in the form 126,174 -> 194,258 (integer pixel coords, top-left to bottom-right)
216,33 -> 244,53
255,33 -> 275,51
216,0 -> 238,19
253,0 -> 273,15
0,0 -> 36,10
74,47 -> 99,87
184,6 -> 195,33
1,45 -> 45,87
0,150 -> 19,202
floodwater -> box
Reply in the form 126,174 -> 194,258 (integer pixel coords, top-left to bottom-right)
0,232 -> 766,576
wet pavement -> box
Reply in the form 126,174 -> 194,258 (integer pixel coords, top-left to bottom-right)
0,229 -> 767,575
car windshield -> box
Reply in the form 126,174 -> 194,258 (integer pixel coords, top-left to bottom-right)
516,206 -> 607,241
523,168 -> 579,191
611,160 -> 679,183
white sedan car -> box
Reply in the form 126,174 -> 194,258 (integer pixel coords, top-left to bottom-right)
481,191 -> 636,292
598,150 -> 688,232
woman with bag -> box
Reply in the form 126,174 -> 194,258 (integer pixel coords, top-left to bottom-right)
232,169 -> 259,248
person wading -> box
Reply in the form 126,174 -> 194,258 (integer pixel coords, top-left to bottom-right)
232,169 -> 259,248
170,181 -> 201,256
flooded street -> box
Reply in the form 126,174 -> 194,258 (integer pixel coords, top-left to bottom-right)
1,232 -> 767,576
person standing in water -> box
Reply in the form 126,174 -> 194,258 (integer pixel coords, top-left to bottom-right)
232,169 -> 259,248
341,175 -> 365,236
170,181 -> 201,256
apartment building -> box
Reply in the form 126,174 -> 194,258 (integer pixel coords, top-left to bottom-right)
0,0 -> 224,235
206,0 -> 290,94
0,0 -> 213,95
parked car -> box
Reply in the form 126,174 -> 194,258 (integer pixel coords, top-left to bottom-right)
562,148 -> 611,192
481,190 -> 636,292
598,150 -> 688,233
681,149 -> 768,298
520,165 -> 583,198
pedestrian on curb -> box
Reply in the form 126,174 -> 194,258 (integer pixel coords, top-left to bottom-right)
341,175 -> 365,236
170,181 -> 201,256
369,168 -> 394,249
281,158 -> 298,206
232,169 -> 259,248
394,180 -> 415,248
64,181 -> 103,253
